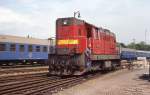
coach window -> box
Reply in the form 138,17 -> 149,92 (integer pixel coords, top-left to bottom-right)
43,46 -> 47,52
19,45 -> 25,52
28,45 -> 33,52
0,43 -> 6,51
36,46 -> 40,52
10,44 -> 16,51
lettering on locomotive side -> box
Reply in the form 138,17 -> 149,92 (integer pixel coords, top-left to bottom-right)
57,39 -> 79,45
91,55 -> 120,60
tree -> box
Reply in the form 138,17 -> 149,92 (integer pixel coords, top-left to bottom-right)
127,41 -> 150,51
127,42 -> 136,49
117,42 -> 127,48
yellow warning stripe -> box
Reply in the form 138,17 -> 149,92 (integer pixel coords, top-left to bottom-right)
57,39 -> 79,45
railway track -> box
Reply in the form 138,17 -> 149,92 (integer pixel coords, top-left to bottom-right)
0,74 -> 82,95
0,64 -> 48,69
0,73 -> 48,83
0,66 -> 128,95
0,69 -> 108,95
0,66 -> 49,77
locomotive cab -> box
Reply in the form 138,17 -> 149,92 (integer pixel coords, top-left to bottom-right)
56,17 -> 87,55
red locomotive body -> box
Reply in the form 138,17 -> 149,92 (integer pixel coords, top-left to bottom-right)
48,17 -> 120,75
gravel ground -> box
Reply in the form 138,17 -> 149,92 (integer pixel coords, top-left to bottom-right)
53,68 -> 150,95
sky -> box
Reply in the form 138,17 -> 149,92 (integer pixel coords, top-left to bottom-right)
0,0 -> 150,44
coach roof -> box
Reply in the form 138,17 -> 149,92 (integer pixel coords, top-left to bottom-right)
0,35 -> 50,45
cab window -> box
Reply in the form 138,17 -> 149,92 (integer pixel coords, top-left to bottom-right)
78,29 -> 82,36
57,18 -> 73,26
95,28 -> 99,39
62,18 -> 72,26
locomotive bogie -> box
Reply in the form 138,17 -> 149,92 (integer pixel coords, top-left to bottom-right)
48,53 -> 121,76
48,54 -> 86,75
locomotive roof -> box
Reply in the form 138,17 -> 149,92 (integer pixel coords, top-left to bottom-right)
0,35 -> 50,45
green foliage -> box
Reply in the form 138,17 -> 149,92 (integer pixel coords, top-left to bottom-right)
117,42 -> 127,48
121,41 -> 150,51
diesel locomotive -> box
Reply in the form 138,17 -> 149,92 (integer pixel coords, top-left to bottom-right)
48,17 -> 120,75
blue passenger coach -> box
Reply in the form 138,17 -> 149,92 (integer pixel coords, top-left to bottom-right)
120,48 -> 150,61
120,48 -> 137,60
0,35 -> 50,66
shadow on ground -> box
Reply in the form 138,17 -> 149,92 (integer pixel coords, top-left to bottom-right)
139,74 -> 150,82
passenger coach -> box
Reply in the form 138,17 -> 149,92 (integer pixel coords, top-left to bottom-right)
0,35 -> 50,66
120,48 -> 150,61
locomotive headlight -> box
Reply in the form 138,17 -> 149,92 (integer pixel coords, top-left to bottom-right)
63,20 -> 68,25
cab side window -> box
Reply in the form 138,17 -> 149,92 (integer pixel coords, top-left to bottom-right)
95,29 -> 99,39
78,29 -> 82,36
87,28 -> 92,38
